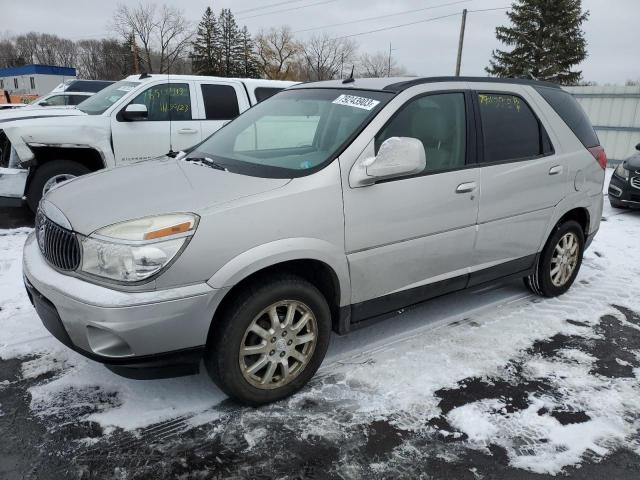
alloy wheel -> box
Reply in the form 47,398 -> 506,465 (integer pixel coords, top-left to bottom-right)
550,232 -> 579,287
42,174 -> 76,196
239,300 -> 317,390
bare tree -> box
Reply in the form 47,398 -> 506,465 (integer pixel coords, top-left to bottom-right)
112,2 -> 191,73
156,4 -> 193,73
76,39 -> 131,80
14,33 -> 76,67
300,33 -> 356,81
358,51 -> 407,78
255,27 -> 301,80
112,3 -> 157,72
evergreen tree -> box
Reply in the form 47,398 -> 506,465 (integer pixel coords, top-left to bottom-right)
486,0 -> 589,85
239,27 -> 260,78
191,7 -> 221,76
218,8 -> 244,77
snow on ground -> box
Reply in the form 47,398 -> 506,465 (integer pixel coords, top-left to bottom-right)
2,169 -> 640,477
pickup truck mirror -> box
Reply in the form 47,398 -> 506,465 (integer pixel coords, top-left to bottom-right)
366,137 -> 426,181
121,103 -> 148,121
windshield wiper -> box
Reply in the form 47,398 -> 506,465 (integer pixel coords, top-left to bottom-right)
184,156 -> 227,171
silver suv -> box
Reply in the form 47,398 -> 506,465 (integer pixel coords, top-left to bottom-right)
23,77 -> 606,405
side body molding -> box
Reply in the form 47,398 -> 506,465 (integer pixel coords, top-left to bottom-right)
207,237 -> 351,307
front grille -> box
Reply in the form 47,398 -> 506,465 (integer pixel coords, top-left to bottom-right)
631,177 -> 640,190
35,210 -> 81,271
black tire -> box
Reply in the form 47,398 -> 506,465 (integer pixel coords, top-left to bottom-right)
524,220 -> 585,297
26,160 -> 91,212
205,274 -> 331,406
609,197 -> 627,209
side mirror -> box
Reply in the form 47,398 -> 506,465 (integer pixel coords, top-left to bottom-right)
38,101 -> 49,107
352,137 -> 426,186
636,143 -> 640,152
121,103 -> 148,121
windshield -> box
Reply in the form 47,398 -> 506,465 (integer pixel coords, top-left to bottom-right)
77,81 -> 140,115
187,88 -> 393,177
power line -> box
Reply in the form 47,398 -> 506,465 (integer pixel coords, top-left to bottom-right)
235,0 -> 311,15
333,6 -> 508,40
238,0 -> 340,20
293,0 -> 472,34
333,12 -> 462,39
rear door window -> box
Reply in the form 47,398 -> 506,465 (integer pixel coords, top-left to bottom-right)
477,93 -> 552,163
534,86 -> 599,148
201,84 -> 240,120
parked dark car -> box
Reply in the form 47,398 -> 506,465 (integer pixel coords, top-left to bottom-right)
609,143 -> 640,208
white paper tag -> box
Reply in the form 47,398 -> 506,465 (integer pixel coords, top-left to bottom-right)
332,94 -> 380,111
116,86 -> 134,92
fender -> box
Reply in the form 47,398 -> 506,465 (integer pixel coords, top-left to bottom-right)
2,115 -> 115,167
207,237 -> 351,307
537,190 -> 593,252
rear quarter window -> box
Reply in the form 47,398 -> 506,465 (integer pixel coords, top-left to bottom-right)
254,87 -> 283,103
534,86 -> 599,148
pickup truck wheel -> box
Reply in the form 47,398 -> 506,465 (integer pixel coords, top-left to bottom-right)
524,220 -> 584,297
205,274 -> 331,406
26,160 -> 90,212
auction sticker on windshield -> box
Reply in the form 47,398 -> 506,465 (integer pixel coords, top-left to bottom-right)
332,94 -> 380,110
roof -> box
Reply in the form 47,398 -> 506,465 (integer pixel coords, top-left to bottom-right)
123,74 -> 297,88
0,64 -> 76,78
289,76 -> 562,93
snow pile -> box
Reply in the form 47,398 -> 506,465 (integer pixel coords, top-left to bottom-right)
2,171 -> 640,475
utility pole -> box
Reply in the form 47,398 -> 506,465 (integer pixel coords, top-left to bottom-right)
455,8 -> 467,76
131,31 -> 140,75
387,43 -> 397,77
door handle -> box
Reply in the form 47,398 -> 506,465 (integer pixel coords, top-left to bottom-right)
549,165 -> 563,175
178,128 -> 198,134
456,182 -> 477,193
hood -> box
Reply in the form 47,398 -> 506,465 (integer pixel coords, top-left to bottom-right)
624,153 -> 640,171
0,107 -> 85,124
45,157 -> 290,234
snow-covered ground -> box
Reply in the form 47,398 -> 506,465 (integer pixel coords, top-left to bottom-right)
3,169 -> 640,478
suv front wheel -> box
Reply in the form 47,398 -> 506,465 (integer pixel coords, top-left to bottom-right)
205,274 -> 331,405
524,220 -> 585,297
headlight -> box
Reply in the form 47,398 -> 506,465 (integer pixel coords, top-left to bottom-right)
614,163 -> 629,180
80,213 -> 198,282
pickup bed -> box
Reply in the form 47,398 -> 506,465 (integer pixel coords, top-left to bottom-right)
0,74 -> 295,210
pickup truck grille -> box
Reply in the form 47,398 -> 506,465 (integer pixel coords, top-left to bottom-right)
631,177 -> 640,190
35,210 -> 81,271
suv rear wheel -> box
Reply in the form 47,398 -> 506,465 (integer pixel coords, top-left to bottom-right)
524,220 -> 585,297
205,274 -> 331,405
26,160 -> 90,212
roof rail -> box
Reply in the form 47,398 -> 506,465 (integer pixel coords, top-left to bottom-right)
383,76 -> 561,93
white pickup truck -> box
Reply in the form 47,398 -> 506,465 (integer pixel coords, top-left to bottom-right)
0,74 -> 295,210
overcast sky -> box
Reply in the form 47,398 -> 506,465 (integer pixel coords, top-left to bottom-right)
4,0 -> 639,84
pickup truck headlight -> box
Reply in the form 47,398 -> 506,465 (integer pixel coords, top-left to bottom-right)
614,163 -> 629,180
80,213 -> 198,282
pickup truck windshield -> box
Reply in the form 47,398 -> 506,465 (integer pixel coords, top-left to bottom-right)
187,88 -> 393,178
77,81 -> 140,115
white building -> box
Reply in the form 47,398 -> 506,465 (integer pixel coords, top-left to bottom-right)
0,64 -> 77,97
565,85 -> 640,164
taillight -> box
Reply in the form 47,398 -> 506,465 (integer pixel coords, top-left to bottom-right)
588,146 -> 607,170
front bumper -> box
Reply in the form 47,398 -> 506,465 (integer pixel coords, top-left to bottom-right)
22,232 -> 228,378
609,174 -> 640,207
